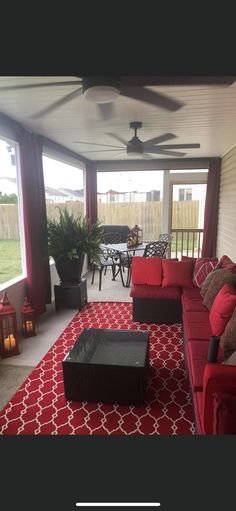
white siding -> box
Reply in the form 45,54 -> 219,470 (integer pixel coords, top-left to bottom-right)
217,146 -> 236,261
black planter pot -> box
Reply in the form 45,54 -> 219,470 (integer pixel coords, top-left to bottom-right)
55,255 -> 85,285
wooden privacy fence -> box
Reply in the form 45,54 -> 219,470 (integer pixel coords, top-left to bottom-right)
0,204 -> 20,239
0,200 -> 199,240
98,200 -> 199,240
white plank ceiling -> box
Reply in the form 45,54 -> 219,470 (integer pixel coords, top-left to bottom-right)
0,76 -> 236,161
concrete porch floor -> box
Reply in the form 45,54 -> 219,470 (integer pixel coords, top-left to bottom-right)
0,268 -> 132,410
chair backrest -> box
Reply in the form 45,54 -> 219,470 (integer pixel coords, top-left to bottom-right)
102,225 -> 130,243
100,246 -> 121,264
143,241 -> 168,258
158,233 -> 173,243
103,231 -> 123,244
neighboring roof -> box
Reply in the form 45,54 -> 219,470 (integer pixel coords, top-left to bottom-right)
45,186 -> 67,197
59,188 -> 84,197
0,176 -> 16,183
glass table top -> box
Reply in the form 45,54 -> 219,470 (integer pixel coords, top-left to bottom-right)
63,328 -> 149,368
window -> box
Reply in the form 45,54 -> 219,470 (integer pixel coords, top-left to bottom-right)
97,170 -> 164,241
186,188 -> 192,201
0,137 -> 25,287
42,155 -> 85,223
178,188 -> 192,201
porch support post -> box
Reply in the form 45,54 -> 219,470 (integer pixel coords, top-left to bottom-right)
86,161 -> 97,226
162,170 -> 171,234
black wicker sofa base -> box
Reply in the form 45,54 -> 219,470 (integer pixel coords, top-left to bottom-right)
130,285 -> 182,323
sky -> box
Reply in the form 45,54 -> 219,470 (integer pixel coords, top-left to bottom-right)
42,156 -> 84,189
0,139 -> 207,194
0,140 -> 16,179
0,141 -> 164,193
97,170 -> 164,193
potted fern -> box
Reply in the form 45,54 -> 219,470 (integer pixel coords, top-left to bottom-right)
47,207 -> 104,285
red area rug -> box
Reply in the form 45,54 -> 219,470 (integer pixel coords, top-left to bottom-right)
0,302 -> 195,435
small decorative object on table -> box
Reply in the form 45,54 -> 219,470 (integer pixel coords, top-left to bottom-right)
0,292 -> 19,358
127,224 -> 143,247
22,297 -> 36,338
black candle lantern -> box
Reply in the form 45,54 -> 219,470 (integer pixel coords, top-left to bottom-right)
127,224 -> 143,247
22,297 -> 36,338
0,292 -> 19,358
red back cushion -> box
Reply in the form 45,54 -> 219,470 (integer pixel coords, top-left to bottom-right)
216,255 -> 236,273
213,392 -> 236,434
181,255 -> 196,275
193,257 -> 218,288
131,256 -> 162,286
162,260 -> 193,288
209,283 -> 236,336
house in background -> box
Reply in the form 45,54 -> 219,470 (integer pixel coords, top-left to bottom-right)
97,188 -> 161,203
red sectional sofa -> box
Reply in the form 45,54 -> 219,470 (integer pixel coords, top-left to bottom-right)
130,255 -> 236,434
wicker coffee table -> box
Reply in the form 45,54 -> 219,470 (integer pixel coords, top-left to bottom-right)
62,328 -> 149,406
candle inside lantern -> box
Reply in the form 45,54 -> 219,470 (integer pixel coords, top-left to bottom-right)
4,334 -> 16,351
9,334 -> 16,348
26,320 -> 33,332
4,336 -> 11,351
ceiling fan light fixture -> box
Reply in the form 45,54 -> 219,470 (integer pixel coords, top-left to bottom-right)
126,151 -> 143,158
83,85 -> 120,104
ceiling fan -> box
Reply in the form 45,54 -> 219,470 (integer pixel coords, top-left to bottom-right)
0,75 -> 234,121
74,121 -> 200,158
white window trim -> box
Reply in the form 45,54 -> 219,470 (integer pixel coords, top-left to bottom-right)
0,134 -> 27,288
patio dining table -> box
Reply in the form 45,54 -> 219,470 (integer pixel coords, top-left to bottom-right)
100,242 -> 148,287
101,242 -> 147,254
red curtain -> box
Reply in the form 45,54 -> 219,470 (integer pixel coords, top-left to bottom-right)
86,162 -> 97,226
201,158 -> 221,257
19,131 -> 51,316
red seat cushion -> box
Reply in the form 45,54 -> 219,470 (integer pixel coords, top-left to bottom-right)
193,257 -> 218,288
209,284 -> 236,336
130,284 -> 181,300
194,392 -> 204,434
182,291 -> 208,313
182,287 -> 202,300
188,340 -> 224,391
213,392 -> 236,434
187,340 -> 210,391
184,310 -> 210,324
183,311 -> 212,341
162,260 -> 193,288
131,256 -> 162,286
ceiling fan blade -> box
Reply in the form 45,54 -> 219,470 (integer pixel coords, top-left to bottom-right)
78,149 -> 123,153
121,86 -> 184,111
120,76 -> 236,86
155,143 -> 200,149
106,133 -> 127,146
144,133 -> 177,147
142,153 -> 156,160
0,80 -> 82,91
74,141 -> 124,149
31,87 -> 83,119
148,148 -> 186,157
97,102 -> 115,120
111,151 -> 127,159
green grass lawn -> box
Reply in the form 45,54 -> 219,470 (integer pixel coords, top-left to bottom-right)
0,239 -> 23,285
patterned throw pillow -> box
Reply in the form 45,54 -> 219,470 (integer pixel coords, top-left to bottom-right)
200,267 -> 220,298
216,255 -> 236,273
220,306 -> 236,360
193,257 -> 218,288
203,269 -> 236,310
